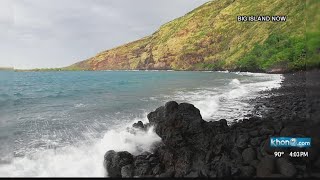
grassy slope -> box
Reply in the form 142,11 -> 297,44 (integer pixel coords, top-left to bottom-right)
306,0 -> 320,69
67,0 -> 317,72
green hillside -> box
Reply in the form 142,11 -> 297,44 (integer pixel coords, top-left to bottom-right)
306,0 -> 320,70
67,0 -> 315,72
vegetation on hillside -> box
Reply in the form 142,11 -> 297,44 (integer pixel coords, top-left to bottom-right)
306,0 -> 320,70
65,0 -> 317,72
236,34 -> 306,72
0,67 -> 14,71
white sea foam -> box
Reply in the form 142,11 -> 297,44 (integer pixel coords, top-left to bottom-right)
216,70 -> 229,73
169,73 -> 282,121
201,71 -> 213,73
74,103 -> 86,108
0,119 -> 161,177
229,79 -> 241,86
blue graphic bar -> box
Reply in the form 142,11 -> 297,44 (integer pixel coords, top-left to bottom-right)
270,137 -> 311,148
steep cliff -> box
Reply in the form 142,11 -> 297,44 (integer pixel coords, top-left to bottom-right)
68,0 -> 309,72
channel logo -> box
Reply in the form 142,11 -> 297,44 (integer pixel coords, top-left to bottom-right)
270,137 -> 311,148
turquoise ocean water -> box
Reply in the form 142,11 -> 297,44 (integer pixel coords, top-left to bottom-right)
0,71 -> 282,177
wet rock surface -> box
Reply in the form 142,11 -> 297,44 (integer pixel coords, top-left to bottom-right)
104,71 -> 320,177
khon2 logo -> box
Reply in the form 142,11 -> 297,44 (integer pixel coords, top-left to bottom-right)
270,137 -> 311,148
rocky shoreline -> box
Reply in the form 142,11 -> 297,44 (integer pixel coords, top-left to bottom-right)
104,71 -> 320,178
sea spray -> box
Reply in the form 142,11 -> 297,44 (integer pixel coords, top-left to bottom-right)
167,73 -> 282,121
0,122 -> 161,177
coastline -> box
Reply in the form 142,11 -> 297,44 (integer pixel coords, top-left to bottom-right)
104,70 -> 320,178
13,68 -> 285,74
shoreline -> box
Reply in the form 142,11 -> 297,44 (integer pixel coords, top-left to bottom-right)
104,70 -> 320,177
12,68 -> 286,75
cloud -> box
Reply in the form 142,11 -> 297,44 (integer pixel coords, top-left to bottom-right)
0,0 -> 208,69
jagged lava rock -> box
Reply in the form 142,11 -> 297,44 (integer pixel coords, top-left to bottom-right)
104,150 -> 134,177
104,70 -> 320,178
132,121 -> 144,129
276,158 -> 297,177
147,101 -> 208,149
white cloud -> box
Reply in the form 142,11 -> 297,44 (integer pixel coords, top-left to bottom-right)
0,0 -> 208,69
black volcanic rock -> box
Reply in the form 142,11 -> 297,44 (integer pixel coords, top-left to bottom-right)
259,127 -> 274,136
256,156 -> 276,177
240,166 -> 255,177
242,147 -> 256,164
121,165 -> 134,178
103,70 -> 320,178
132,121 -> 144,129
147,101 -> 207,148
236,134 -> 250,149
276,158 -> 297,177
104,150 -> 134,177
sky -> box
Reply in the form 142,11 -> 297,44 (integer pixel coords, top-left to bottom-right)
0,0 -> 208,69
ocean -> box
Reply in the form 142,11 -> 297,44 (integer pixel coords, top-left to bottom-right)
0,71 -> 282,177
